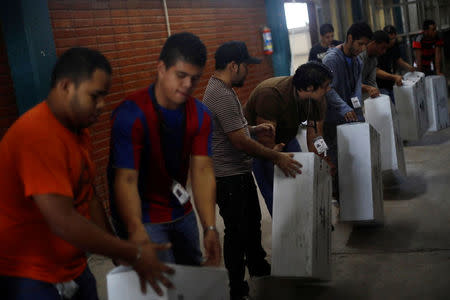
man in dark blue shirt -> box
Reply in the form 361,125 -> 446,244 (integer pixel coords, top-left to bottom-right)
309,24 -> 342,63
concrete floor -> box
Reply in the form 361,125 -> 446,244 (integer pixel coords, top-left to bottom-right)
91,104 -> 450,300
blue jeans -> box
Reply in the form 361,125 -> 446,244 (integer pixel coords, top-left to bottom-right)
380,88 -> 395,104
0,266 -> 98,300
144,211 -> 202,265
252,138 -> 301,216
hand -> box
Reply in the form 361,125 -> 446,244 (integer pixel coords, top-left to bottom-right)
273,143 -> 285,152
408,66 -> 417,72
253,123 -> 275,137
368,86 -> 380,98
133,242 -> 175,296
202,229 -> 221,266
394,75 -> 403,86
274,152 -> 302,178
344,110 -> 358,122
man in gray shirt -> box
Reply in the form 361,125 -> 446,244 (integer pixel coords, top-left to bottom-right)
203,41 -> 301,300
359,30 -> 390,99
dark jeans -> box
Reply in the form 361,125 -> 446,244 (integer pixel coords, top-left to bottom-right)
216,173 -> 270,298
0,266 -> 98,300
323,123 -> 339,201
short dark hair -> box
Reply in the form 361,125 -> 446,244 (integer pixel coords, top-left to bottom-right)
372,30 -> 390,44
346,22 -> 373,41
51,47 -> 111,88
320,24 -> 334,36
293,61 -> 333,91
423,19 -> 436,30
214,41 -> 261,70
383,25 -> 397,35
159,32 -> 207,68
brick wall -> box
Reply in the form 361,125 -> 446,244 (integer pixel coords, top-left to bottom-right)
48,0 -> 274,202
0,24 -> 19,139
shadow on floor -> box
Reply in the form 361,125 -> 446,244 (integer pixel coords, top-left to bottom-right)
345,220 -> 418,251
251,277 -> 368,300
404,130 -> 450,146
383,175 -> 427,200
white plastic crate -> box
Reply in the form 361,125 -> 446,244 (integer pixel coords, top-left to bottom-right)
425,75 -> 449,131
364,94 -> 406,178
272,153 -> 331,280
393,71 -> 429,141
337,123 -> 384,224
107,265 -> 229,300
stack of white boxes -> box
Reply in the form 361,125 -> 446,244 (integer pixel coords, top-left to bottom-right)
272,153 -> 331,280
393,71 -> 429,141
364,95 -> 406,178
337,123 -> 384,224
425,75 -> 449,131
107,265 -> 229,300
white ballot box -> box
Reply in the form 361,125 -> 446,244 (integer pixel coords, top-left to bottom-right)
393,71 -> 428,141
272,153 -> 332,280
337,123 -> 384,224
425,75 -> 449,131
107,265 -> 229,300
364,95 -> 406,178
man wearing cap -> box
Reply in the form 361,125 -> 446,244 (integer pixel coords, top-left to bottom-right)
203,41 -> 301,300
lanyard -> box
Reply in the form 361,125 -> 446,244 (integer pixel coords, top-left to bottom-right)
297,97 -> 318,134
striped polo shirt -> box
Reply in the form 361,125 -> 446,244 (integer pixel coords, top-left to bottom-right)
413,33 -> 444,69
203,77 -> 253,178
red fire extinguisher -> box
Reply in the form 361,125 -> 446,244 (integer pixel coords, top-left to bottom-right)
262,26 -> 274,55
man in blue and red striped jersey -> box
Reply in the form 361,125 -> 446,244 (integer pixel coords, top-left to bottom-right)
108,32 -> 221,274
413,19 -> 444,76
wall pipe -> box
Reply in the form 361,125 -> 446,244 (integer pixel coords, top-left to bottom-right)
162,0 -> 171,37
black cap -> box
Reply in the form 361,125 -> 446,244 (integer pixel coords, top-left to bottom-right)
215,41 -> 262,68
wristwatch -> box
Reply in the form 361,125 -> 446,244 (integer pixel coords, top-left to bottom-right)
204,225 -> 218,234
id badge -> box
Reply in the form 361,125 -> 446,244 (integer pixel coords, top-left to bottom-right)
313,136 -> 328,155
351,96 -> 361,109
172,180 -> 190,205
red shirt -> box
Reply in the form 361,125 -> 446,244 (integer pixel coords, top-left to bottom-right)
0,102 -> 95,283
413,33 -> 444,68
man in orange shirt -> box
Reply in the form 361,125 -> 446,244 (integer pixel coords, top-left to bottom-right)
0,47 -> 173,299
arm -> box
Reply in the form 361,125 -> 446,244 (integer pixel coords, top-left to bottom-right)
396,57 -> 416,72
34,194 -> 173,295
190,156 -> 220,266
414,49 -> 422,72
362,84 -> 380,98
227,125 -> 302,177
114,168 -> 149,244
110,102 -> 149,243
376,68 -> 403,86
